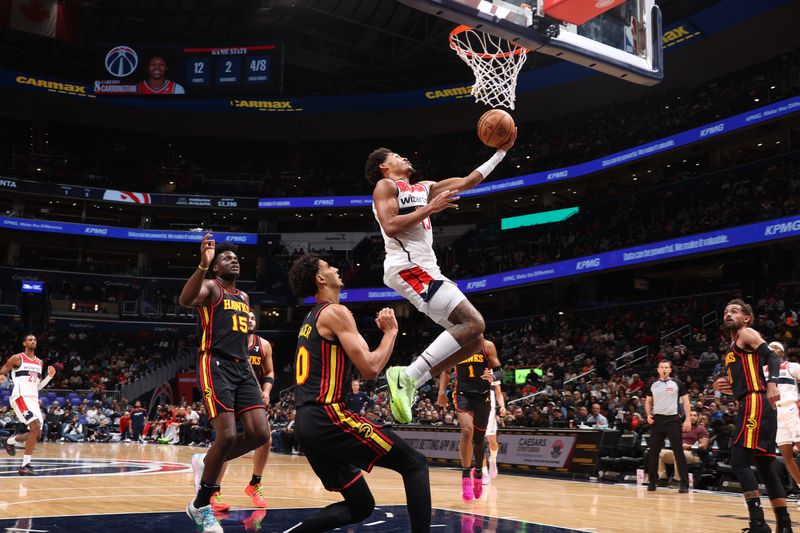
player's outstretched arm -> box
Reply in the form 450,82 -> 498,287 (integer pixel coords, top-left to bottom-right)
179,233 -> 217,307
427,128 -> 517,198
319,305 -> 398,380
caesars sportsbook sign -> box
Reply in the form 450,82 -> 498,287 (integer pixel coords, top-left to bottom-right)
394,427 -> 603,474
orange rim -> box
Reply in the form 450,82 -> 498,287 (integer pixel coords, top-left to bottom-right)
449,25 -> 528,59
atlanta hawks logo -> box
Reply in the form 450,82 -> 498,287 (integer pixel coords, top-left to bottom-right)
204,387 -> 212,400
725,352 -> 736,365
746,418 -> 758,430
357,423 -> 374,439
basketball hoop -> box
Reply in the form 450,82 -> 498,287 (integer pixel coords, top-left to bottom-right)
449,25 -> 528,110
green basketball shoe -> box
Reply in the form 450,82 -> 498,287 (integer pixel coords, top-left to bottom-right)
386,366 -> 417,424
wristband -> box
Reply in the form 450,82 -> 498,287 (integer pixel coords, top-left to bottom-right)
262,376 -> 274,386
475,150 -> 507,180
38,374 -> 52,390
491,380 -> 501,386
197,264 -> 209,271
491,366 -> 504,382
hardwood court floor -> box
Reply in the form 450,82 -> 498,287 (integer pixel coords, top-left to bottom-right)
0,442 -> 791,532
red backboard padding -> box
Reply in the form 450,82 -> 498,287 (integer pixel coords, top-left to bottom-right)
543,0 -> 627,26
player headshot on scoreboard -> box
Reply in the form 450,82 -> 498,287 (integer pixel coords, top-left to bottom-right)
138,54 -> 185,95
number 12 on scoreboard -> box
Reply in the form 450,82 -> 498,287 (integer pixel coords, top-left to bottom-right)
188,58 -> 212,86
246,55 -> 270,83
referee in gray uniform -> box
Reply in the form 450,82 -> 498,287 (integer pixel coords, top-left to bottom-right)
644,360 -> 692,493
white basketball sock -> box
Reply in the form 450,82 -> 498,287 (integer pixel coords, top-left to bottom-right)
21,455 -> 31,467
403,330 -> 461,386
490,449 -> 498,460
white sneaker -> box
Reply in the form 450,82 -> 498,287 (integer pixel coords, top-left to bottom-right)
489,457 -> 498,478
186,500 -> 223,533
191,453 -> 206,492
481,466 -> 491,485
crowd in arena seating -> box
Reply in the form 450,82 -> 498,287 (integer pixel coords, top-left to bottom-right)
1,49 -> 796,198
0,324 -> 192,392
2,281 -> 800,493
335,153 -> 799,287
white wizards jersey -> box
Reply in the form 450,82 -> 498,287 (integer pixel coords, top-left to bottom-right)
11,353 -> 42,398
374,179 -> 439,274
763,361 -> 800,413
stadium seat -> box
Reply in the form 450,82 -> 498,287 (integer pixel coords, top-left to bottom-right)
600,432 -> 642,482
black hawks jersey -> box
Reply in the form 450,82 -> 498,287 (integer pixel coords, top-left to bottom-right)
294,301 -> 350,408
455,346 -> 490,395
248,335 -> 271,384
724,340 -> 768,399
196,280 -> 250,361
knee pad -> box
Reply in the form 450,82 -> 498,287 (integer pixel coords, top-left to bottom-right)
731,447 -> 759,492
755,454 -> 786,499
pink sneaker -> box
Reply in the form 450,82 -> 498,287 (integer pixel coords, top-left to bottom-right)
472,468 -> 483,499
461,476 -> 474,501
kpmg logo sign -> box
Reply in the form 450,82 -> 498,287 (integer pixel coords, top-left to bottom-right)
547,170 -> 569,180
575,258 -> 601,271
84,227 -> 108,235
466,280 -> 487,290
313,199 -> 335,206
699,124 -> 725,137
764,220 -> 800,236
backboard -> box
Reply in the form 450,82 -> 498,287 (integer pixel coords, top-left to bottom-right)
400,0 -> 663,85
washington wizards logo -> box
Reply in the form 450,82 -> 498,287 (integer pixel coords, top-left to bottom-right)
105,46 -> 139,77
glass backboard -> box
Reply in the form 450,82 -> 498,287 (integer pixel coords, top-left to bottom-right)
400,0 -> 663,85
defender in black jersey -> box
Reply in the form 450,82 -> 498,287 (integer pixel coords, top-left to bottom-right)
287,253 -> 431,533
179,235 -> 270,533
713,299 -> 791,533
437,339 -> 503,501
214,311 -> 274,511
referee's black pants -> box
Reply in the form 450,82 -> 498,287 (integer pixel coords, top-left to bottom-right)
647,414 -> 688,484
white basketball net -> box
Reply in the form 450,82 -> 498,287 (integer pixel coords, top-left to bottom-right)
450,26 -> 528,110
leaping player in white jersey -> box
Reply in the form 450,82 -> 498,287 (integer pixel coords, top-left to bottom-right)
763,341 -> 800,489
0,334 -> 55,475
367,130 -> 517,423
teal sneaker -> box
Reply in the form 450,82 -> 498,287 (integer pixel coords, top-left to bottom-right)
385,366 -> 416,423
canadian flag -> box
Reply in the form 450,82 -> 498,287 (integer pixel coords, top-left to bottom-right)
0,0 -> 76,41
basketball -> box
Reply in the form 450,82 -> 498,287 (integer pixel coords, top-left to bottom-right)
477,109 -> 515,148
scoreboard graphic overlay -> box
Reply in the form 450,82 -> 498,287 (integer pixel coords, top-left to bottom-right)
95,43 -> 284,96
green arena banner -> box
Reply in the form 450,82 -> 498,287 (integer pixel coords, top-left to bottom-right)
501,207 -> 579,230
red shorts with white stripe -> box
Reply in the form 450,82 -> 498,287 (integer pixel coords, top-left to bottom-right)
10,395 -> 43,426
384,265 -> 466,328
